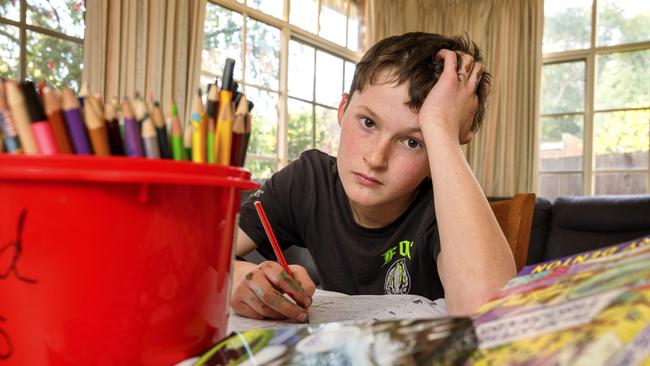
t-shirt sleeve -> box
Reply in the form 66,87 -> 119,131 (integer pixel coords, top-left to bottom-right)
239,151 -> 317,259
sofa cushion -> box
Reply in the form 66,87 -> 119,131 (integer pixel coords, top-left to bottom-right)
527,197 -> 552,265
545,195 -> 650,260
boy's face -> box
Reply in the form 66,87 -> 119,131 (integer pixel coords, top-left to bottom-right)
336,75 -> 430,210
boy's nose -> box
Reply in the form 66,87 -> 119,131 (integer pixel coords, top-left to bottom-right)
363,140 -> 389,170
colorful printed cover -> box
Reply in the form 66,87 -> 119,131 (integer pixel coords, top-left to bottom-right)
519,235 -> 650,275
468,235 -> 650,366
193,317 -> 476,365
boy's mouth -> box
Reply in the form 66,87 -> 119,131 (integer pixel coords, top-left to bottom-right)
352,172 -> 382,186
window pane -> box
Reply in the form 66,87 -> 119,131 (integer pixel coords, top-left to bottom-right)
597,0 -> 650,47
247,0 -> 283,19
541,61 -> 585,114
543,0 -> 591,53
347,1 -> 363,51
245,159 -> 275,180
290,0 -> 317,33
203,4 -> 243,81
315,50 -> 344,108
594,110 -> 649,170
594,172 -> 647,195
315,106 -> 339,156
0,0 -> 19,21
288,98 -> 313,160
0,23 -> 19,80
540,115 -> 584,172
344,61 -> 355,94
319,0 -> 347,47
26,0 -> 85,38
246,87 -> 278,157
27,31 -> 83,90
595,50 -> 650,110
246,20 -> 280,90
539,173 -> 583,200
288,40 -> 315,101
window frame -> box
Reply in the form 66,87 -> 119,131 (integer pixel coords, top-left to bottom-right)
538,0 -> 650,196
0,0 -> 84,82
202,0 -> 362,176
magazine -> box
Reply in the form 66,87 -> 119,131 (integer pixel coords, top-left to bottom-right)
469,236 -> 650,365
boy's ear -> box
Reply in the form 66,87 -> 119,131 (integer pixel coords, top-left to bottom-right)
337,93 -> 349,126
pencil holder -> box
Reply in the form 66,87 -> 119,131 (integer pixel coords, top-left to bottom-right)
0,155 -> 258,365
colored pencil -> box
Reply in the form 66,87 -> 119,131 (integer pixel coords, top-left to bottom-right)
141,116 -> 160,159
191,90 -> 205,163
183,113 -> 193,161
84,95 -> 110,156
132,96 -> 148,127
77,82 -> 88,106
42,87 -> 73,154
0,80 -> 22,153
169,101 -> 184,161
151,101 -> 171,159
206,84 -> 219,164
240,101 -> 254,167
230,94 -> 248,166
104,100 -> 124,155
5,80 -> 38,154
253,200 -> 292,275
121,98 -> 144,157
21,81 -> 58,155
61,88 -> 92,154
215,58 -> 235,165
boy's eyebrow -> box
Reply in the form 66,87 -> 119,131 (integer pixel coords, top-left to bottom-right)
356,105 -> 382,122
357,105 -> 422,135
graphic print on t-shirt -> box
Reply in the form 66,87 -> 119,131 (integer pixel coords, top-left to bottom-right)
382,240 -> 414,295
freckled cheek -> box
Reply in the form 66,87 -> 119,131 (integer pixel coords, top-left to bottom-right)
390,155 -> 429,183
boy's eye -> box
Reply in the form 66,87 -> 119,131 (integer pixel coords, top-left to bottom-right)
360,117 -> 375,128
402,138 -> 423,150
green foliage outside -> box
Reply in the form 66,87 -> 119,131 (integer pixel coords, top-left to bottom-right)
0,0 -> 84,91
542,3 -> 649,156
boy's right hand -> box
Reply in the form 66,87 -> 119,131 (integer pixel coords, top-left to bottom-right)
231,261 -> 315,322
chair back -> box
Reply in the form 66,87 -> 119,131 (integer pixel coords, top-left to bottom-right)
490,193 -> 536,271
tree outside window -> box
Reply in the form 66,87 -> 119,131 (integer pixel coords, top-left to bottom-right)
539,0 -> 649,199
0,0 -> 85,91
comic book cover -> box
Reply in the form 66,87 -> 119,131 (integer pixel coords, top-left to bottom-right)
468,237 -> 650,366
190,317 -> 477,366
519,235 -> 650,275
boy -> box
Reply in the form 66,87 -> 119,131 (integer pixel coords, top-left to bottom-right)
230,32 -> 516,322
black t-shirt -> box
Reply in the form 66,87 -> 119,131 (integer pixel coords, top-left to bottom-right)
239,149 -> 444,300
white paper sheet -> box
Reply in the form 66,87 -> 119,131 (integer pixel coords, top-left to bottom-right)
228,289 -> 448,332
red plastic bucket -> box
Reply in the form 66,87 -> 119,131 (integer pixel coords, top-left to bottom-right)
0,155 -> 258,365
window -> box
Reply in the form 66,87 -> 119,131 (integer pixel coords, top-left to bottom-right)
201,0 -> 364,179
539,0 -> 650,199
0,0 -> 85,91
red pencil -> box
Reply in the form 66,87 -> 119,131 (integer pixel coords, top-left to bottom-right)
253,200 -> 292,275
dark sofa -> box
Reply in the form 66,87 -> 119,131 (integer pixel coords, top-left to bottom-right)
526,195 -> 650,265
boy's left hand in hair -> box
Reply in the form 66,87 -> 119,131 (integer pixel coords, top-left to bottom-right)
418,49 -> 486,145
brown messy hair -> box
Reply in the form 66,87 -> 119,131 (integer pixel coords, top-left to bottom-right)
346,32 -> 491,132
